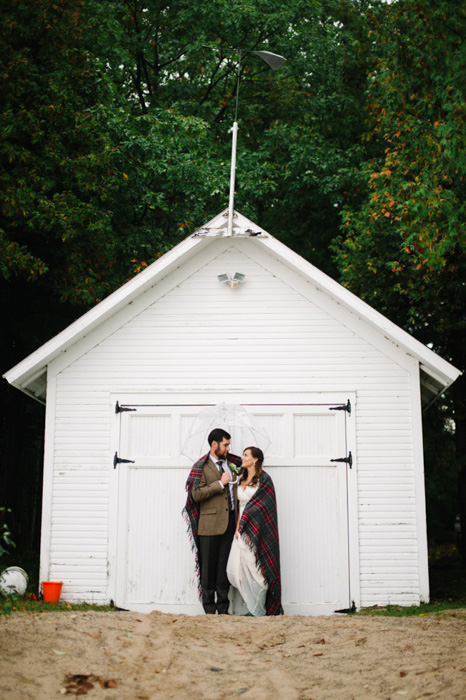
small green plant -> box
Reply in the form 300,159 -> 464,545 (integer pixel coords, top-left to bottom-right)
0,594 -> 115,615
357,601 -> 466,617
0,506 -> 16,615
0,507 -> 15,559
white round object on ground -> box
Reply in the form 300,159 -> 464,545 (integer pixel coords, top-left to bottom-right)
0,566 -> 29,595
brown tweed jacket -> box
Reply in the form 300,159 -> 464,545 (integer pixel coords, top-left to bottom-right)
191,457 -> 238,536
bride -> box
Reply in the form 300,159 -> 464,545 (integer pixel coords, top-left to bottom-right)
226,446 -> 283,616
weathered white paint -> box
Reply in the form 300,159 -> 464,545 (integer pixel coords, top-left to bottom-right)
32,236 -> 431,611
4,210 -> 460,406
5,210 -> 460,613
112,401 -> 353,614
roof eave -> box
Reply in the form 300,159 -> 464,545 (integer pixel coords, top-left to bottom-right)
3,210 -> 461,403
258,234 -> 462,394
3,233 -> 205,389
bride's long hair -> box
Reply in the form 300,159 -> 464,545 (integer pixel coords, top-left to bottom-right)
240,446 -> 264,487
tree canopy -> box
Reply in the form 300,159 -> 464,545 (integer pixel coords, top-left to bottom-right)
332,0 -> 466,551
1,0 -> 465,553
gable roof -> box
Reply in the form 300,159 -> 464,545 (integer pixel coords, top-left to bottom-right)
3,209 -> 461,407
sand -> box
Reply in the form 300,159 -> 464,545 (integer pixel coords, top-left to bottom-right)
1,609 -> 466,699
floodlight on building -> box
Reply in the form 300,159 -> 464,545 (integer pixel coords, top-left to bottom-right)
217,272 -> 246,288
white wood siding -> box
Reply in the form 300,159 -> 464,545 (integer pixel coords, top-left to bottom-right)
46,238 -> 424,608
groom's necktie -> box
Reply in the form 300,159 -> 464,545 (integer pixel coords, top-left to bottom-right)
217,460 -> 234,510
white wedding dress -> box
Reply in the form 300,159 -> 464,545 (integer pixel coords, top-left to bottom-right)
227,484 -> 268,616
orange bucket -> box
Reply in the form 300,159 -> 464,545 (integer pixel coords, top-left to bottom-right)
42,581 -> 63,603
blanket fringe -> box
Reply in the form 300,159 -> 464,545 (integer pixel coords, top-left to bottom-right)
182,505 -> 202,599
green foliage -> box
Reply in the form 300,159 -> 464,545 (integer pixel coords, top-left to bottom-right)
334,0 -> 466,327
0,0 -> 228,305
1,0 -> 463,553
331,0 -> 466,540
0,507 -> 15,559
332,0 -> 466,459
0,0 -> 379,305
358,603 -> 466,617
96,0 -> 377,276
0,506 -> 15,614
0,595 -> 114,615
0,0 -> 117,301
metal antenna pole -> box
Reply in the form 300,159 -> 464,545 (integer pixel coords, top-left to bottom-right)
221,47 -> 285,236
226,51 -> 242,237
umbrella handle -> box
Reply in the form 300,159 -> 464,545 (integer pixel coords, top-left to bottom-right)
230,474 -> 241,485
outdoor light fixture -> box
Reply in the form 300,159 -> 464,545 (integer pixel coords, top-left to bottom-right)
218,272 -> 245,288
226,49 -> 286,237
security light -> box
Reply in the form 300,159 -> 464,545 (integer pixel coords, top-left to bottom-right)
252,50 -> 287,70
218,272 -> 245,288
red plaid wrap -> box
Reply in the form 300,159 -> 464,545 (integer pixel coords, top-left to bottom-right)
238,471 -> 284,616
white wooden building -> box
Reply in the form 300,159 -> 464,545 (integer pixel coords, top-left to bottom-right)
4,210 -> 461,615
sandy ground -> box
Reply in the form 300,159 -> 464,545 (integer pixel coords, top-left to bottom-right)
1,609 -> 466,700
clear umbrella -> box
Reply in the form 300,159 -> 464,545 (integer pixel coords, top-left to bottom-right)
181,403 -> 271,468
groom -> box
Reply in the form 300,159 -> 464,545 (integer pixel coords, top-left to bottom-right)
184,428 -> 240,614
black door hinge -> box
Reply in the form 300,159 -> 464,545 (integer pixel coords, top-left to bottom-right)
115,401 -> 137,414
330,451 -> 353,468
113,451 -> 135,469
329,399 -> 351,415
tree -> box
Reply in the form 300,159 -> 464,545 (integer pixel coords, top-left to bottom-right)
0,0 -> 381,558
104,0 -> 377,275
0,0 -> 233,306
333,0 -> 466,556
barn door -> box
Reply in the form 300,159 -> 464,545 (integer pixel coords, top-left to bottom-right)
114,405 -> 203,613
113,399 -> 354,615
253,403 -> 352,615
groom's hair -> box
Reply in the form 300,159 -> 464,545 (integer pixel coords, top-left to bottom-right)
208,428 -> 231,446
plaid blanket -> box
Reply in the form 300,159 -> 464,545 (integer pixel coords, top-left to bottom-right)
239,471 -> 283,616
182,452 -> 242,594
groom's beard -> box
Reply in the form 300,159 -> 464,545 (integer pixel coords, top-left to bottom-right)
214,447 -> 229,459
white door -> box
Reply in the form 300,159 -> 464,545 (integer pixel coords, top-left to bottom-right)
113,399 -> 354,615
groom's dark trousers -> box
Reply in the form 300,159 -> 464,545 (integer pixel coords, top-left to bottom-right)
192,456 -> 238,614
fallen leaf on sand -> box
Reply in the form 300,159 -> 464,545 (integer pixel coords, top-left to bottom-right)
53,650 -> 67,655
63,674 -> 95,695
63,674 -> 118,695
355,638 -> 367,646
313,653 -> 324,657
